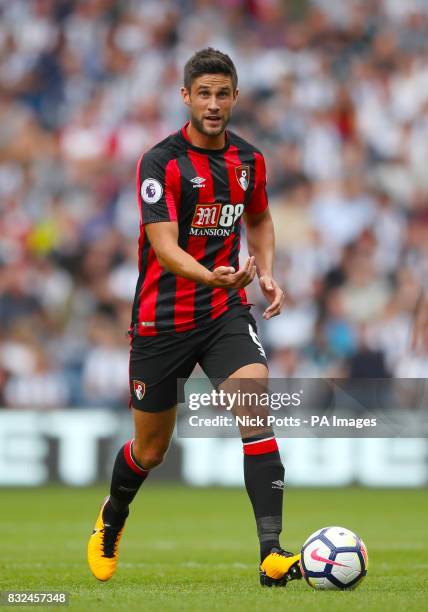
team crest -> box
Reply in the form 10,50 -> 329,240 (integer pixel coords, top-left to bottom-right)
235,165 -> 250,191
132,380 -> 146,401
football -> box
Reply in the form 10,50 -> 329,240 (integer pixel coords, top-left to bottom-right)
300,526 -> 368,590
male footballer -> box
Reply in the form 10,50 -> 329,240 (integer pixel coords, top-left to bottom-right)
88,48 -> 302,587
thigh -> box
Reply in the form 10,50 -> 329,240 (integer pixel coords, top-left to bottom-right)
198,309 -> 268,385
129,333 -> 197,412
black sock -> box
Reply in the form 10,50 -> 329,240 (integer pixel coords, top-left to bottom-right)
243,435 -> 285,562
103,439 -> 149,526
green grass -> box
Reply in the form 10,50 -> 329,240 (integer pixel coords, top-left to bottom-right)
1,486 -> 427,611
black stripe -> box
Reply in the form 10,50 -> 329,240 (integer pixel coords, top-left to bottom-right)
243,432 -> 275,444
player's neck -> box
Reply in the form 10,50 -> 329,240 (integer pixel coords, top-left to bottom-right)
186,122 -> 226,150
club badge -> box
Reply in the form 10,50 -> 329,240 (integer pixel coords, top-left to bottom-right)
133,380 -> 146,401
235,165 -> 250,191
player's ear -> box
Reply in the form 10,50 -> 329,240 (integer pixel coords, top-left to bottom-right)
232,87 -> 239,107
181,86 -> 191,106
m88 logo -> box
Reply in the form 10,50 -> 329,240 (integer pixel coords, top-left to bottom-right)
191,203 -> 244,236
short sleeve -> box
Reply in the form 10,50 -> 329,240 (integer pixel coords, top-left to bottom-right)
136,152 -> 180,225
246,151 -> 268,215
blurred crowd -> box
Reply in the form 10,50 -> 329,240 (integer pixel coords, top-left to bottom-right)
1,0 -> 428,410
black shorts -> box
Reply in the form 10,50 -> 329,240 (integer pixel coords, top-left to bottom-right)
129,307 -> 268,412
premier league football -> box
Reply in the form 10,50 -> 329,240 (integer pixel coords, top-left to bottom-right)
300,526 -> 368,590
1,1 -> 427,611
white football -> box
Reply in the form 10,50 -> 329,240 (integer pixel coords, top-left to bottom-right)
300,526 -> 368,590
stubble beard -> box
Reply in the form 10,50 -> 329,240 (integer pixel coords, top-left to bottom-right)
190,113 -> 230,138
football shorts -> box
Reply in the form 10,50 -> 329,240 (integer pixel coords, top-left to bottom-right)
129,307 -> 268,412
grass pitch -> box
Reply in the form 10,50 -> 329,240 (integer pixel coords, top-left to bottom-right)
1,485 -> 427,611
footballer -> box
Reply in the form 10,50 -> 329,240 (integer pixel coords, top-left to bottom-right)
87,48 -> 301,587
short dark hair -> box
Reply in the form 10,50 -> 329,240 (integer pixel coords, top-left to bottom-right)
184,48 -> 238,91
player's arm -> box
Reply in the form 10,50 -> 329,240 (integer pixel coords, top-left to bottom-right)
244,208 -> 274,279
244,209 -> 284,319
244,152 -> 284,319
411,288 -> 428,352
145,221 -> 256,289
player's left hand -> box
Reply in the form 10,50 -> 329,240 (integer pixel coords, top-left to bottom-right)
259,276 -> 285,320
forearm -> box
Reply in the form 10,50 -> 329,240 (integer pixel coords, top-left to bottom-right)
156,243 -> 212,285
145,221 -> 254,290
245,213 -> 275,277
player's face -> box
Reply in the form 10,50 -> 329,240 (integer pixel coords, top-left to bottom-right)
181,74 -> 238,137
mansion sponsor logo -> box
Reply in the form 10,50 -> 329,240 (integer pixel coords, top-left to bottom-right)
190,203 -> 244,236
192,203 -> 221,228
190,227 -> 235,236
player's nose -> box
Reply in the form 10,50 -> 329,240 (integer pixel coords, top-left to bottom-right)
208,96 -> 220,111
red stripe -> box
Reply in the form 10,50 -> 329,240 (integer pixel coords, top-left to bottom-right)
136,154 -> 144,224
136,153 -> 159,334
138,246 -> 161,335
124,440 -> 148,475
239,286 -> 248,304
181,122 -> 191,143
243,438 -> 278,455
164,158 -> 180,221
137,226 -> 144,272
135,152 -> 146,280
247,152 -> 268,214
174,149 -> 213,331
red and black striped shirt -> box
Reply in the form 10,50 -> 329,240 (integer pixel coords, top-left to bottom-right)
131,123 -> 268,335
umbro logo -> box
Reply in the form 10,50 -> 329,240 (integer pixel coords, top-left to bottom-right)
190,176 -> 206,188
272,480 -> 285,490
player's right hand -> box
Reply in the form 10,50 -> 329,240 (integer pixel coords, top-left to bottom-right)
208,256 -> 257,288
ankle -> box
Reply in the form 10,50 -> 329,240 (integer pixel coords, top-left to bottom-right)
103,498 -> 129,526
260,540 -> 281,562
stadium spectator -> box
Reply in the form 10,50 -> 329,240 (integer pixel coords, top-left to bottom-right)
1,0 -> 428,407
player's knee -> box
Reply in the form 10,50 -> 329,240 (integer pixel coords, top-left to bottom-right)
133,443 -> 168,469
